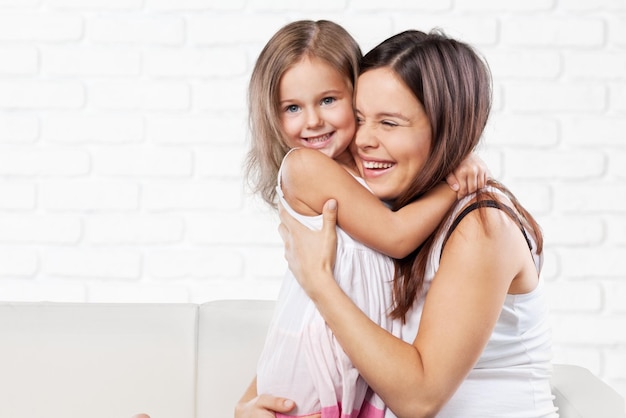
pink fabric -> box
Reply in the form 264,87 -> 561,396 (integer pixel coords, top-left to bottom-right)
356,401 -> 386,418
275,401 -> 385,418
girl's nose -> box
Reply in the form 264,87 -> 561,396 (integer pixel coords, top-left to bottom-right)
306,109 -> 323,128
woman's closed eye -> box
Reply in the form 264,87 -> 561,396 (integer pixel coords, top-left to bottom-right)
381,119 -> 399,127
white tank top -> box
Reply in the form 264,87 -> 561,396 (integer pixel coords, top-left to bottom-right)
387,188 -> 559,418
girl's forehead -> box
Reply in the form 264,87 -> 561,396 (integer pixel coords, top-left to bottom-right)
290,55 -> 340,75
280,57 -> 352,96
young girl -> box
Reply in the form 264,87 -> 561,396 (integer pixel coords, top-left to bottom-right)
244,20 -> 487,418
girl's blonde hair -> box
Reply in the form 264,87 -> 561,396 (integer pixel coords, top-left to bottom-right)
245,20 -> 362,207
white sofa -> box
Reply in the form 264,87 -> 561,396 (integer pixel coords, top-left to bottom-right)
0,300 -> 624,418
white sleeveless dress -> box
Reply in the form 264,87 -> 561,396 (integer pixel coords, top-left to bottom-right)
256,152 -> 402,418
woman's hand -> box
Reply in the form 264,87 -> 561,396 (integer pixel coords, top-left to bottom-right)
445,153 -> 490,198
277,199 -> 338,298
234,394 -> 295,418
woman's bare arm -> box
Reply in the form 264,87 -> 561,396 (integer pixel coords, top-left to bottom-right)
278,200 -> 530,417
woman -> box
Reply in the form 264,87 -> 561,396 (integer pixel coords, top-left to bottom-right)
249,29 -> 558,417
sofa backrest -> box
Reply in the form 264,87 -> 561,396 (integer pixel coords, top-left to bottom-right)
196,299 -> 275,418
1,300 -> 623,418
0,302 -> 198,418
0,300 -> 276,418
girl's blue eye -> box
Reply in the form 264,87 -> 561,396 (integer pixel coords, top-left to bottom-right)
285,105 -> 300,113
321,97 -> 335,105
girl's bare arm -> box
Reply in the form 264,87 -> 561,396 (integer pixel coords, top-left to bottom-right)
281,148 -> 485,258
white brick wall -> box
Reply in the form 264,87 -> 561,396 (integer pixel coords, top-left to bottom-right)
0,0 -> 624,398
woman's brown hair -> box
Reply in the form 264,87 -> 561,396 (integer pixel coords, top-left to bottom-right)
360,30 -> 543,320
245,20 -> 362,207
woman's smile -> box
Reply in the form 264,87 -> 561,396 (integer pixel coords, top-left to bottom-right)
359,155 -> 396,176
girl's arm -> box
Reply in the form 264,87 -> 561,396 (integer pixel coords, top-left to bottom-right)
445,152 -> 490,199
280,148 -> 486,259
278,199 -> 530,417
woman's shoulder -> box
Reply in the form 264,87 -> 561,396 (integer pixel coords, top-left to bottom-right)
443,188 -> 528,250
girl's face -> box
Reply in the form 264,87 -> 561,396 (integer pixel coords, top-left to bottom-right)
352,67 -> 432,202
278,56 -> 356,160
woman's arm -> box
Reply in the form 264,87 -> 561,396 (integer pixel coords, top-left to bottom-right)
278,199 -> 529,418
234,376 -> 295,418
281,148 -> 486,258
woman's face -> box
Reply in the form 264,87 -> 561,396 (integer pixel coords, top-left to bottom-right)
351,67 -> 432,202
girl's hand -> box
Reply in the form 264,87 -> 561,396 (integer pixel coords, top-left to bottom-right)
234,394 -> 295,418
445,153 -> 490,198
277,199 -> 338,298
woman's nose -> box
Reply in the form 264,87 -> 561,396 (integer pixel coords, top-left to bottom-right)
355,123 -> 377,149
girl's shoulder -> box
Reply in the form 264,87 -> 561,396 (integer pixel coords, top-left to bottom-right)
282,147 -> 335,166
280,148 -> 356,185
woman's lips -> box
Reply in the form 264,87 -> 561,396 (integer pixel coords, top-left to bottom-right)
359,157 -> 395,178
362,160 -> 394,169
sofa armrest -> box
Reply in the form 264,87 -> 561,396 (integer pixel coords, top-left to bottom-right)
551,363 -> 626,418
